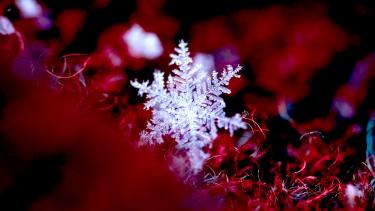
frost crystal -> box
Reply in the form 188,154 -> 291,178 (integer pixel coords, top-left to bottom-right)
16,0 -> 43,18
0,17 -> 15,35
123,24 -> 163,59
131,41 -> 246,173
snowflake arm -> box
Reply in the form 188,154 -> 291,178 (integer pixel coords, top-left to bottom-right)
130,80 -> 149,96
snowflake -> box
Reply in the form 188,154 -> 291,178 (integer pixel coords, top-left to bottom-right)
131,41 -> 246,173
0,17 -> 15,35
123,24 -> 163,59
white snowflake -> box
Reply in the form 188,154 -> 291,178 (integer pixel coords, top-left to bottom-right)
16,0 -> 43,18
123,24 -> 163,59
0,16 -> 15,35
131,40 -> 246,173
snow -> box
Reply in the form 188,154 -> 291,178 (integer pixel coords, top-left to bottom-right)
131,40 -> 246,173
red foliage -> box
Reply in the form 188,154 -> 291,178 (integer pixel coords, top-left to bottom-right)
1,1 -> 374,210
0,87 -> 191,211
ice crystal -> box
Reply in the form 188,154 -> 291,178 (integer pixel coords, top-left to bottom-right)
131,41 -> 246,173
16,0 -> 43,18
0,17 -> 15,35
123,24 -> 163,59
